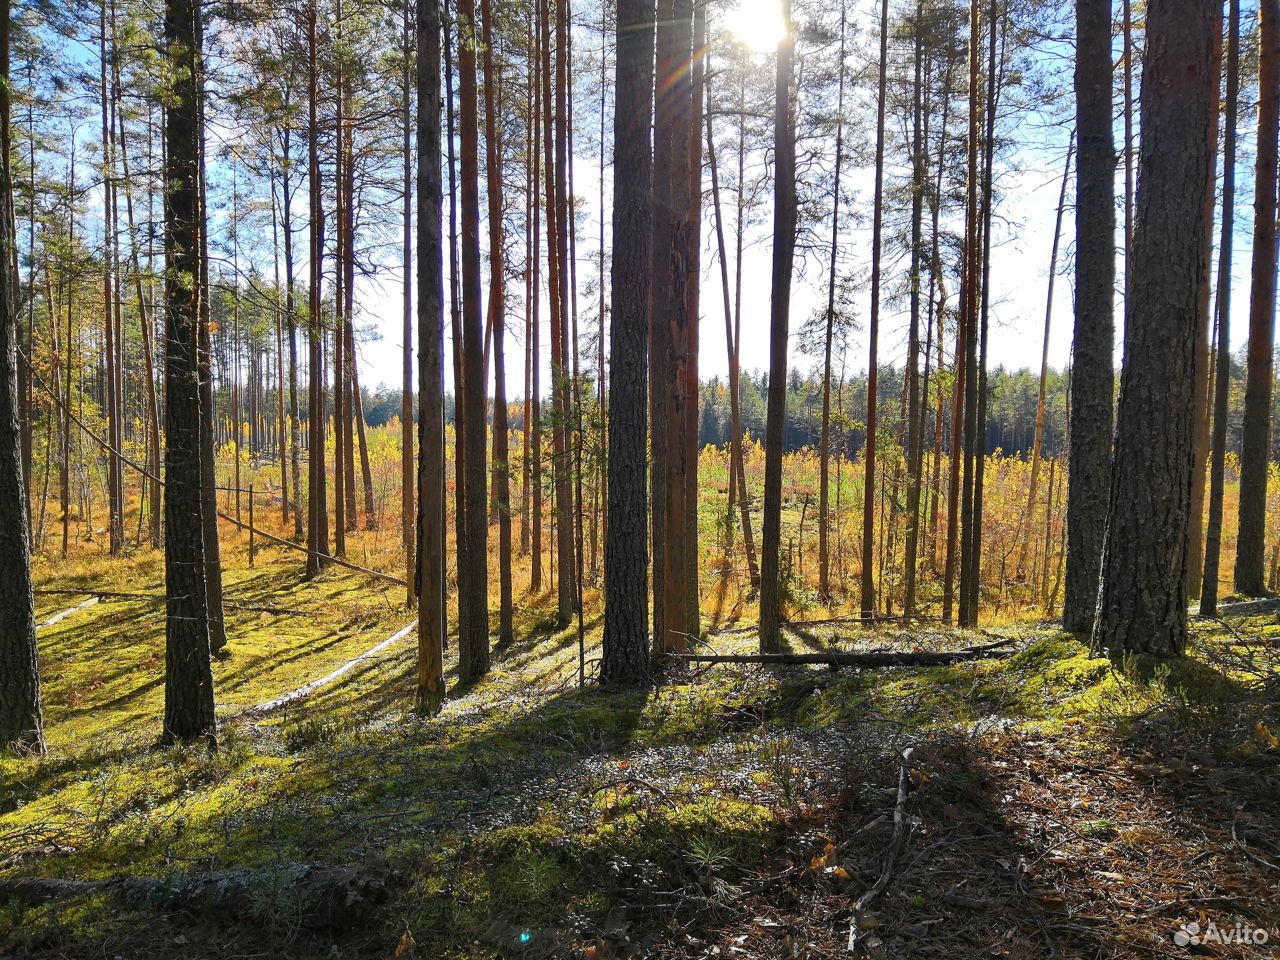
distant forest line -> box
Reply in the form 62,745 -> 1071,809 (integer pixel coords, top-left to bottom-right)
352,356 -> 1278,459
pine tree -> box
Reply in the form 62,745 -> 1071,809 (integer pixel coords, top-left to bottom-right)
1234,0 -> 1278,597
161,0 -> 216,743
1093,0 -> 1219,658
1062,0 -> 1115,634
758,0 -> 796,654
0,0 -> 43,754
601,0 -> 654,686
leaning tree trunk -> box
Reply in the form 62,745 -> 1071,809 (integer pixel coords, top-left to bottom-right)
1234,0 -> 1279,597
0,0 -> 43,754
161,0 -> 216,744
1093,0 -> 1219,658
1062,0 -> 1116,634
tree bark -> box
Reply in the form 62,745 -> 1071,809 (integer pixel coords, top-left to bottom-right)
1093,0 -> 1218,658
306,0 -> 329,579
402,0 -> 415,605
600,0 -> 654,686
758,0 -> 796,653
161,0 -> 216,744
819,3 -> 846,605
195,4 -> 226,654
456,0 -> 490,680
1062,0 -> 1116,634
416,0 -> 446,712
481,0 -> 513,647
0,0 -> 43,753
1234,0 -> 1279,597
1201,0 -> 1239,616
861,0 -> 889,620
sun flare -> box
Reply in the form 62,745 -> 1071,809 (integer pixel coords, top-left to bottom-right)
723,0 -> 788,52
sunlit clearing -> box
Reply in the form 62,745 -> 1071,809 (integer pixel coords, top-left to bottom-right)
723,0 -> 787,52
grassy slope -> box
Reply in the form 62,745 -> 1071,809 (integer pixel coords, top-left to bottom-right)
3,542 -> 1279,959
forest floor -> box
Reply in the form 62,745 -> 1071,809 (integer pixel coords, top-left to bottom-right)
3,540 -> 1280,959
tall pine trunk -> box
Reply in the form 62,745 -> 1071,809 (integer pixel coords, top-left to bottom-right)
1201,0 -> 1239,615
306,0 -> 330,578
758,0 -> 796,653
1062,0 -> 1115,634
818,3 -> 846,604
457,0 -> 491,680
481,0 -> 513,647
161,0 -> 216,744
402,0 -> 416,603
416,0 -> 446,712
1235,0 -> 1279,597
861,0 -> 888,620
0,0 -> 43,753
1093,0 -> 1218,658
600,0 -> 654,685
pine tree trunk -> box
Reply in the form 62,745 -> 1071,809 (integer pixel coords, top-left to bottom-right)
1094,0 -> 1219,658
481,0 -> 513,647
758,0 -> 796,653
600,0 -> 654,686
416,0 -> 446,713
457,0 -> 491,680
1062,0 -> 1116,634
0,0 -> 43,753
551,0 -> 576,627
402,0 -> 415,603
861,0 -> 889,620
444,10 -> 467,632
333,58 -> 348,557
1234,0 -> 1278,597
819,4 -> 846,605
306,0 -> 330,578
1201,0 -> 1239,615
195,9 -> 227,653
655,0 -> 695,653
1186,18 -> 1223,597
161,0 -> 216,744
902,0 -> 924,618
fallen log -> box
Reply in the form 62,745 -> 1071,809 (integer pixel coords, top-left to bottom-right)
1213,597 -> 1280,617
672,638 -> 1016,669
0,863 -> 389,929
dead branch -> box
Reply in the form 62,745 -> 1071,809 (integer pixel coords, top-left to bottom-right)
847,746 -> 915,954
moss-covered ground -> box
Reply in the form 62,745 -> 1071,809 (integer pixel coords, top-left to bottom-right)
3,542 -> 1279,959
